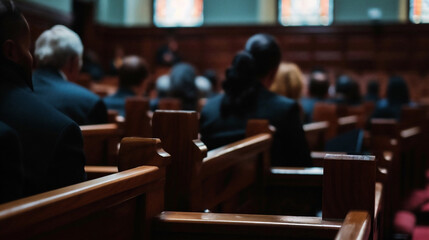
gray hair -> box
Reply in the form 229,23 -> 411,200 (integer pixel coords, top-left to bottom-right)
34,25 -> 83,69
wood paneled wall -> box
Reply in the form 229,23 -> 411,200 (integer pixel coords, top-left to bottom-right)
89,24 -> 429,77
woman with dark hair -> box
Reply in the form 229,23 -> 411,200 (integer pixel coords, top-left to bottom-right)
200,34 -> 311,167
371,76 -> 412,120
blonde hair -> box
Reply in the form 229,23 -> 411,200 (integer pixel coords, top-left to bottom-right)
270,62 -> 304,100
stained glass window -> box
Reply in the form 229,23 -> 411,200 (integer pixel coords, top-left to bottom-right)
278,0 -> 333,26
410,0 -> 429,23
154,0 -> 204,27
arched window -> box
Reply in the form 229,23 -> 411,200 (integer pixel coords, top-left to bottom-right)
278,0 -> 333,26
410,0 -> 429,23
154,0 -> 204,27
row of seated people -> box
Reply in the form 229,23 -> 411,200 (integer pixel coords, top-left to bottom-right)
0,1 -> 426,238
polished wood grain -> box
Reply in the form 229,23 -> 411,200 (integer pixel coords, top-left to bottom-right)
152,110 -> 207,211
322,154 -> 376,220
118,137 -> 170,171
124,97 -> 152,137
152,111 -> 273,212
335,211 -> 371,240
84,165 -> 118,180
80,123 -> 123,165
0,166 -> 166,240
154,211 -> 343,240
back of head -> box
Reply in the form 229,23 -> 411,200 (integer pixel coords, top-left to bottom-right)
244,33 -> 281,78
335,75 -> 361,105
118,56 -> 148,88
0,0 -> 33,84
309,71 -> 329,99
387,76 -> 409,105
365,80 -> 379,101
270,62 -> 303,100
0,0 -> 23,62
221,34 -> 281,117
34,25 -> 83,69
170,63 -> 198,110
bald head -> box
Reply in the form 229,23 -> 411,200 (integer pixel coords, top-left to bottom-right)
118,56 -> 148,88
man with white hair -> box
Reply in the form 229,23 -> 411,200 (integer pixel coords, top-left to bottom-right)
32,25 -> 107,125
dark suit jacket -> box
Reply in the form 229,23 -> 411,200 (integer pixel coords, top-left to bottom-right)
0,66 -> 86,196
32,68 -> 108,125
103,88 -> 159,117
0,121 -> 24,203
200,87 -> 312,167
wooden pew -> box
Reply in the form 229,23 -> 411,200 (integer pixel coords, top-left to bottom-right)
158,98 -> 182,110
312,103 -> 359,140
304,121 -> 329,151
0,137 -> 170,240
124,97 -> 152,137
80,123 -> 123,166
146,110 -> 271,212
153,210 -> 371,240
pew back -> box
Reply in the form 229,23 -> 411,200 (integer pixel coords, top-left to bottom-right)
80,123 -> 123,165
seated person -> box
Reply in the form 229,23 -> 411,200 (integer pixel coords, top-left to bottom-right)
0,121 -> 23,203
0,0 -> 86,196
331,75 -> 361,106
300,70 -> 330,123
155,63 -> 207,111
32,25 -> 107,125
364,80 -> 380,102
270,62 -> 304,101
200,34 -> 311,167
371,76 -> 413,120
103,55 -> 153,117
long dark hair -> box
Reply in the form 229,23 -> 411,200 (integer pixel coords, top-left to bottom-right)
221,34 -> 281,117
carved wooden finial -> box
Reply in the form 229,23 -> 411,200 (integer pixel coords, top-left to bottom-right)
118,137 -> 170,171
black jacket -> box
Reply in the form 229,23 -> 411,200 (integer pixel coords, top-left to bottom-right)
0,66 -> 86,196
200,87 -> 311,167
32,68 -> 107,125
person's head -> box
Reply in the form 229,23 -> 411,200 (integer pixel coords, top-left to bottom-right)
366,80 -> 379,99
335,75 -> 361,105
387,76 -> 409,105
170,62 -> 198,110
244,33 -> 281,87
308,71 -> 329,99
34,25 -> 83,81
203,69 -> 218,92
270,62 -> 304,100
0,0 -> 33,84
118,55 -> 148,93
221,34 -> 281,116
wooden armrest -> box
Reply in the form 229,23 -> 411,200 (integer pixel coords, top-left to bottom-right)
303,121 -> 329,131
311,152 -> 346,167
84,166 -> 119,180
400,126 -> 420,139
155,211 -> 342,238
269,167 -> 323,187
335,211 -> 371,240
338,115 -> 358,125
202,133 -> 271,175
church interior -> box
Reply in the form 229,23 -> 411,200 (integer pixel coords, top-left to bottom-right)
1,0 -> 429,239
